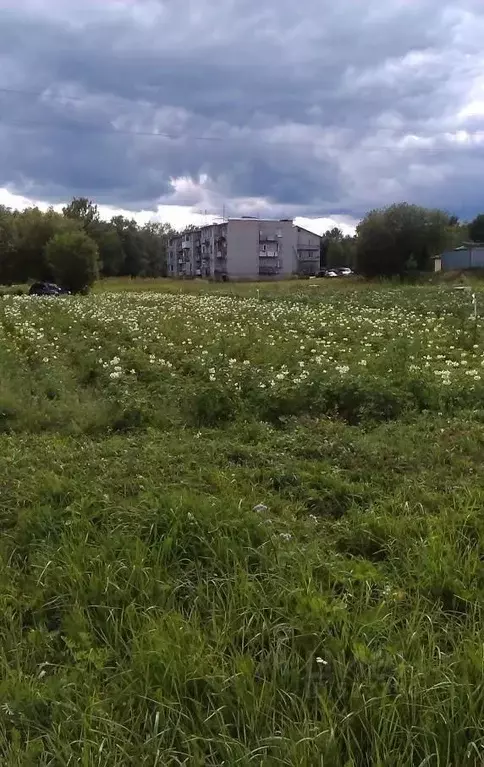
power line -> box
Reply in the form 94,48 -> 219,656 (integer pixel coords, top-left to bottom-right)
0,88 -> 227,141
0,85 -> 90,102
0,116 -> 229,142
1,84 -> 484,151
2,114 -> 483,153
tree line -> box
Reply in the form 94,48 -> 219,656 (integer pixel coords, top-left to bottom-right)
0,197 -> 482,291
324,203 -> 478,277
0,198 -> 174,293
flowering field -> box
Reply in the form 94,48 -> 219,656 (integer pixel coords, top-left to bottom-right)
1,285 -> 483,432
1,283 -> 484,764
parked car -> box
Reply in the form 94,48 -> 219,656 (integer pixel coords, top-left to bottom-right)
28,281 -> 68,296
317,269 -> 338,278
338,267 -> 353,276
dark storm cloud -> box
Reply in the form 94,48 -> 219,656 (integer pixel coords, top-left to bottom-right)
1,0 -> 484,218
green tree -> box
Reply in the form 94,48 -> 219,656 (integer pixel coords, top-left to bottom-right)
320,227 -> 343,266
63,198 -> 132,277
0,198 -> 173,285
111,216 -> 149,277
12,207 -> 81,282
45,230 -> 99,293
0,206 -> 16,284
446,219 -> 469,250
140,222 -> 173,277
62,197 -> 100,231
469,214 -> 484,244
356,203 -> 453,277
94,224 -> 125,277
327,237 -> 357,269
320,228 -> 357,269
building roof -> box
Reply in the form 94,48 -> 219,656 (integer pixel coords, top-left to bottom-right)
170,218 -> 308,239
227,217 -> 293,223
435,242 -> 484,257
295,225 -> 322,238
448,242 -> 484,251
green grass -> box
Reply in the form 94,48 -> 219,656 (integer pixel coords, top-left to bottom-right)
1,281 -> 484,765
95,275 -> 367,295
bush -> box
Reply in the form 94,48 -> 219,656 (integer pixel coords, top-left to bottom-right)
45,230 -> 99,294
111,406 -> 150,432
189,384 -> 237,426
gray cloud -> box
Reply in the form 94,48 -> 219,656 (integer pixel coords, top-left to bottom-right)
1,0 -> 484,220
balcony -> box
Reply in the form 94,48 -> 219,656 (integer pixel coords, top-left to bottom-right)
298,250 -> 320,261
259,250 -> 278,258
182,240 -> 191,249
259,265 -> 281,276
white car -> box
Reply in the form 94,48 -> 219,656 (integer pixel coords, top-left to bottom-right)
338,267 -> 353,276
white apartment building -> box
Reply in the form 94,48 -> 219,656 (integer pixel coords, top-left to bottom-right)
167,218 -> 321,280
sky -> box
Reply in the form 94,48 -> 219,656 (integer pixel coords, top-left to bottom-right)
1,0 -> 484,234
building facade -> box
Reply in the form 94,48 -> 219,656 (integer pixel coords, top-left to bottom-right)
437,245 -> 484,271
167,218 -> 321,279
294,226 -> 322,275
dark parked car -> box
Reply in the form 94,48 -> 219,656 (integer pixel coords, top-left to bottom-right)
29,281 -> 68,296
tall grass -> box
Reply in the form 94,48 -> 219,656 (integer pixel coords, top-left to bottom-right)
0,283 -> 484,764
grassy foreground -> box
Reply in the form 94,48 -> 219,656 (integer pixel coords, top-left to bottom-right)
1,281 -> 484,765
